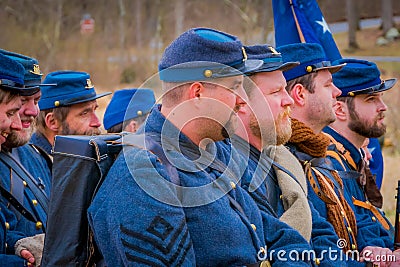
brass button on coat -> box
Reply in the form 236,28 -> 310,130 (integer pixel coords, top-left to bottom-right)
230,181 -> 236,189
36,221 -> 43,229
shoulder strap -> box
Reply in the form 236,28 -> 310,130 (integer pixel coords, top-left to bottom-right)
324,133 -> 357,170
304,163 -> 336,204
264,156 -> 306,196
122,133 -> 180,185
248,148 -> 278,186
0,183 -> 37,222
326,150 -> 346,170
0,152 -> 49,213
29,143 -> 53,171
146,137 -> 181,186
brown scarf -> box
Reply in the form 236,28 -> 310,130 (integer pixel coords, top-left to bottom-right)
289,119 -> 330,158
289,118 -> 358,251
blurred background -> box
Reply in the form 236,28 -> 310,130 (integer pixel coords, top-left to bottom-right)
1,0 -> 400,220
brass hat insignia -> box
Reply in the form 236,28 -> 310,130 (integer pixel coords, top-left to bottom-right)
242,47 -> 248,61
268,46 -> 280,55
30,64 -> 43,76
85,79 -> 94,89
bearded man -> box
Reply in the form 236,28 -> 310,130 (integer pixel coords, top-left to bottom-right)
31,71 -> 111,154
219,44 -> 349,266
279,44 -> 396,266
0,50 -> 51,266
323,59 -> 397,242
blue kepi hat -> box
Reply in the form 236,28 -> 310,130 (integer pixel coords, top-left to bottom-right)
0,49 -> 51,95
0,52 -> 30,94
39,70 -> 111,110
244,44 -> 299,74
103,88 -> 156,130
332,58 -> 397,97
277,43 -> 346,81
158,28 -> 263,82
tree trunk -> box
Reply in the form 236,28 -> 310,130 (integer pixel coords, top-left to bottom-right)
175,0 -> 184,37
382,0 -> 393,33
260,0 -> 273,44
45,0 -> 63,69
118,0 -> 126,66
346,0 -> 359,50
135,0 -> 143,49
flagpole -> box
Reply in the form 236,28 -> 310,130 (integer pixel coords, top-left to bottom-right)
289,0 -> 306,43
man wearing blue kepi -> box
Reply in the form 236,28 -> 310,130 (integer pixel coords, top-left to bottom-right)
0,50 -> 53,267
323,59 -> 397,243
278,43 -> 397,265
221,43 -> 353,266
88,28 -> 313,266
0,52 -> 45,266
103,88 -> 156,133
31,71 -> 111,154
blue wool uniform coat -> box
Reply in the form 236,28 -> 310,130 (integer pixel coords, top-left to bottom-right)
218,136 -> 350,266
0,144 -> 51,252
0,201 -> 26,266
30,132 -> 52,155
287,142 -> 392,253
88,106 -> 312,266
323,127 -> 394,249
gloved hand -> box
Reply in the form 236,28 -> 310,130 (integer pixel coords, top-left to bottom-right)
14,233 -> 45,267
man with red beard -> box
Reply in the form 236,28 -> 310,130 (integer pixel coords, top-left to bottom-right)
31,71 -> 111,154
323,59 -> 397,243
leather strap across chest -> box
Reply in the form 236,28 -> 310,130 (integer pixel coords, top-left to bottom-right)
324,133 -> 357,170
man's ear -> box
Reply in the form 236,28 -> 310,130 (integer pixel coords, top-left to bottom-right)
188,82 -> 205,107
45,112 -> 60,132
290,83 -> 307,106
334,101 -> 348,121
124,120 -> 138,133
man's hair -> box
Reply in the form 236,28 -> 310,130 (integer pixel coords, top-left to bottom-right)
36,106 -> 71,133
337,96 -> 355,110
0,89 -> 20,104
106,113 -> 149,133
243,74 -> 259,101
161,82 -> 187,108
285,72 -> 317,94
337,96 -> 357,120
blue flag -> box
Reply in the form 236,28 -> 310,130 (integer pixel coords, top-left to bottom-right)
367,137 -> 384,189
273,0 -> 342,61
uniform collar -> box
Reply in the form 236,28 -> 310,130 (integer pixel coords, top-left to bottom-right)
144,104 -> 202,159
30,132 -> 53,155
323,126 -> 363,165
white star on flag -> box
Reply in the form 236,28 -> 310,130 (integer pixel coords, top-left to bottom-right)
316,17 -> 331,34
367,147 -> 376,163
368,147 -> 376,154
